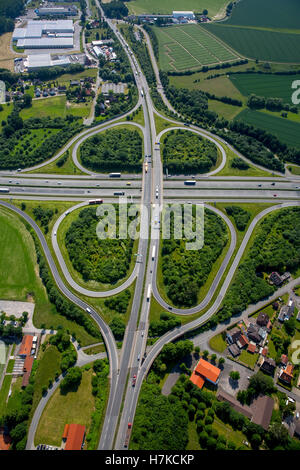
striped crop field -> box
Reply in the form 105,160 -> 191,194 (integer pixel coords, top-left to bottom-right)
229,73 -> 300,107
234,108 -> 300,148
154,24 -> 240,72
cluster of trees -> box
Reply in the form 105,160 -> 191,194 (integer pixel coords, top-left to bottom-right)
0,112 -> 82,170
65,206 -> 134,284
32,205 -> 55,234
32,230 -> 101,339
167,60 -> 248,78
247,94 -> 298,114
0,322 -> 22,340
110,315 -> 126,340
48,329 -> 77,373
152,340 -> 194,375
215,207 -> 300,324
230,156 -> 250,170
104,289 -> 131,314
204,91 -> 242,108
95,88 -> 137,120
161,209 -> 228,307
162,129 -> 218,174
0,0 -> 24,36
143,24 -> 159,61
28,64 -> 85,81
100,0 -> 128,19
225,205 -> 251,231
56,150 -> 69,168
60,367 -> 82,393
237,372 -> 276,405
148,312 -> 181,338
80,127 -> 142,172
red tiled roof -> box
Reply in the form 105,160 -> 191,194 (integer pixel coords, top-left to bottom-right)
64,424 -> 85,451
281,354 -> 288,364
19,335 -> 33,356
261,347 -> 268,357
247,343 -> 256,353
190,372 -> 205,389
238,335 -> 249,347
23,355 -> 34,372
195,359 -> 221,383
0,428 -> 12,451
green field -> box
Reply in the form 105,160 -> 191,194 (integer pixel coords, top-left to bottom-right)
20,95 -> 91,120
234,108 -> 300,148
154,24 -> 239,72
126,0 -> 229,18
225,0 -> 300,30
204,24 -> 300,63
229,73 -> 300,106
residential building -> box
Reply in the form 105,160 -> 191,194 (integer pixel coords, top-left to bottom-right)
260,357 -> 276,376
281,354 -> 289,367
22,355 -> 34,388
278,300 -> 295,322
228,344 -> 240,357
19,335 -> 33,357
247,342 -> 257,354
190,358 -> 221,389
247,324 -> 261,344
173,11 -> 195,19
36,6 -> 78,17
256,312 -> 270,328
226,327 -> 241,344
236,334 -> 249,349
279,363 -> 294,385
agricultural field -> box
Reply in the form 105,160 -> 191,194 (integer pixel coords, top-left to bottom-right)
20,95 -> 92,120
229,73 -> 300,106
154,24 -> 240,72
203,24 -> 300,63
225,0 -> 300,30
125,0 -> 230,18
234,108 -> 300,148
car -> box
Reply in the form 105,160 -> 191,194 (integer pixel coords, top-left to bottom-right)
9,180 -> 12,183
247,376 -> 250,380
296,412 -> 300,419
288,397 -> 295,403
141,332 -> 144,337
126,182 -> 131,186
273,194 -> 277,197
271,182 -> 275,186
137,354 -> 140,361
54,231 -> 57,236
258,184 -> 262,187
58,182 -> 62,185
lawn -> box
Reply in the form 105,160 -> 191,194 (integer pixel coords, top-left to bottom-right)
35,368 -> 95,447
20,95 -> 92,120
0,375 -> 13,418
126,0 -> 230,18
234,108 -> 300,148
209,333 -> 227,353
213,417 -> 249,449
238,350 -> 258,369
204,24 -> 300,63
154,24 -> 239,72
208,99 -> 244,120
216,145 -> 274,177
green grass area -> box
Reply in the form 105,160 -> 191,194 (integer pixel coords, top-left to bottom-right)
204,23 -> 300,63
0,375 -> 13,418
154,24 -> 239,72
0,103 -> 14,129
209,333 -> 227,353
35,368 -> 95,447
288,164 -> 300,175
208,99 -> 244,120
213,417 -> 248,449
126,0 -> 229,17
0,205 -> 98,346
225,0 -> 300,30
6,359 -> 14,374
56,68 -> 98,87
238,350 -> 258,369
230,73 -> 300,106
20,95 -> 92,120
216,144 -> 275,177
31,345 -> 62,416
186,420 -> 201,450
234,108 -> 300,148
83,343 -> 106,355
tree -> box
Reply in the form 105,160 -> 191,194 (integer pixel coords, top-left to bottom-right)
230,371 -> 240,381
60,367 -> 82,393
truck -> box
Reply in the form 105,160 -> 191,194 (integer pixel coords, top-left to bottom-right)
184,180 -> 196,186
0,187 -> 9,193
109,173 -> 121,178
145,162 -> 148,173
146,284 -> 151,301
124,423 -> 132,448
88,199 -> 103,205
152,245 -> 156,261
114,191 -> 125,196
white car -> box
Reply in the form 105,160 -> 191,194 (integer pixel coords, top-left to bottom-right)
86,307 -> 92,314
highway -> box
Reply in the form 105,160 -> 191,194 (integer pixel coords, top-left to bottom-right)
0,2 -> 299,452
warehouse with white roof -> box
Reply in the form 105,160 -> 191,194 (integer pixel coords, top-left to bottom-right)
13,20 -> 74,49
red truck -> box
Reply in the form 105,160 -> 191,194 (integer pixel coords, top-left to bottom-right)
124,422 -> 132,448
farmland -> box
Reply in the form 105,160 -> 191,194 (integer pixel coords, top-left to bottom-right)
154,24 -> 240,72
203,25 -> 300,63
125,0 -> 230,18
225,0 -> 300,30
229,73 -> 300,106
234,108 -> 300,148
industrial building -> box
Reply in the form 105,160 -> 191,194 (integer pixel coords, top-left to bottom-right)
172,11 -> 195,19
36,6 -> 78,17
25,53 -> 71,70
13,20 -> 74,49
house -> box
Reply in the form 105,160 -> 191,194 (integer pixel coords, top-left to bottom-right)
269,272 -> 283,286
279,363 -> 294,385
247,324 -> 261,344
228,344 -> 240,357
236,334 -> 249,349
247,342 -> 257,354
190,358 -> 221,389
63,423 -> 86,450
260,357 -> 276,376
258,327 -> 268,341
278,300 -> 295,322
226,327 -> 241,344
256,312 -> 270,328
281,354 -> 289,366
260,346 -> 268,357
19,335 -> 33,357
